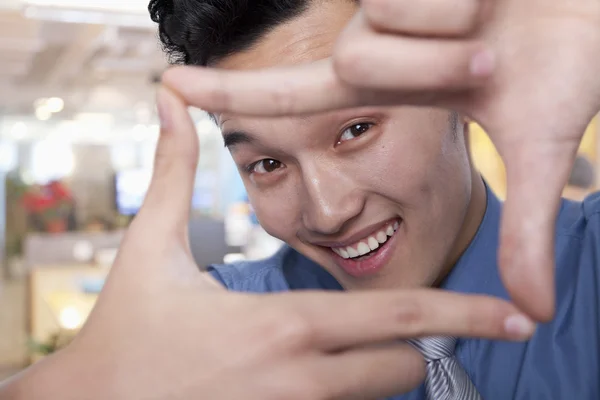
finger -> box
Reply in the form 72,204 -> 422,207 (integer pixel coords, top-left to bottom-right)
313,344 -> 425,399
498,139 -> 580,322
281,290 -> 535,351
333,29 -> 495,90
362,0 -> 481,36
97,87 -> 201,296
162,53 -> 489,117
136,86 -> 200,234
162,61 -> 360,115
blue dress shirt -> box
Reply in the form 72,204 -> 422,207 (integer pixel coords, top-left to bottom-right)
208,186 -> 600,399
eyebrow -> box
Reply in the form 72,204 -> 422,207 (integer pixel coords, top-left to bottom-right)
222,131 -> 256,149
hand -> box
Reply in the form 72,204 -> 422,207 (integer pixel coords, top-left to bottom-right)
1,87 -> 535,400
162,0 -> 600,322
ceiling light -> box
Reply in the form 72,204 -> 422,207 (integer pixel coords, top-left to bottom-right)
35,106 -> 52,121
46,97 -> 65,113
34,97 -> 64,114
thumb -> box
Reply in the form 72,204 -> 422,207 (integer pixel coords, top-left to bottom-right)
498,138 -> 578,322
136,86 -> 200,237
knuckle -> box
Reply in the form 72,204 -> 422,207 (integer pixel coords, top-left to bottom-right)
206,73 -> 234,111
260,309 -> 315,351
277,311 -> 315,349
264,79 -> 297,115
391,297 -> 426,336
333,39 -> 372,84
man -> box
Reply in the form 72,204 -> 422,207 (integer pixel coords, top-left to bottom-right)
0,76 -> 531,400
1,0 -> 598,398
156,0 -> 600,398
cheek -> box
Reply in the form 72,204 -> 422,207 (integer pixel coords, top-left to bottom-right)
245,183 -> 302,242
364,134 -> 443,200
364,121 -> 470,208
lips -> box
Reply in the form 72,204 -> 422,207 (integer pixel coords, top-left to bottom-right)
331,220 -> 399,259
328,219 -> 401,277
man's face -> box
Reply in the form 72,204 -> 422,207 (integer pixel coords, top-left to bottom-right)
216,0 -> 479,290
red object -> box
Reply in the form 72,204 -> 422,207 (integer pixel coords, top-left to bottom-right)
20,181 -> 74,233
48,180 -> 72,201
21,190 -> 56,213
46,220 -> 67,233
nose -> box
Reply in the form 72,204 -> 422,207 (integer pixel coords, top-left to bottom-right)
300,161 -> 365,235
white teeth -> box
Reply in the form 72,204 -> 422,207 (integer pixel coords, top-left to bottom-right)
357,242 -> 370,256
368,237 -> 379,251
332,220 -> 400,260
347,246 -> 359,258
339,248 -> 349,259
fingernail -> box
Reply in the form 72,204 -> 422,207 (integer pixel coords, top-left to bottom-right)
470,49 -> 495,77
504,314 -> 536,340
157,88 -> 172,131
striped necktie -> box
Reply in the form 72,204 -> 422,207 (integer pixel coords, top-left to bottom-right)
408,337 -> 482,400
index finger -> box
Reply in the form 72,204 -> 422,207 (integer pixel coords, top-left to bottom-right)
162,60 -> 362,115
278,289 -> 536,351
163,60 -> 470,117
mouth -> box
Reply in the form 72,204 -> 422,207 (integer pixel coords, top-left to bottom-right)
328,219 -> 400,277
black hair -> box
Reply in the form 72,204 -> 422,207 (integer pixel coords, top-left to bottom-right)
149,0 -> 312,66
149,0 -> 460,134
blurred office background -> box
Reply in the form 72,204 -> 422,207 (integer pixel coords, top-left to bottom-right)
0,0 -> 598,381
0,0 -> 285,379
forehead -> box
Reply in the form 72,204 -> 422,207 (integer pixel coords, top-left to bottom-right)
216,0 -> 358,70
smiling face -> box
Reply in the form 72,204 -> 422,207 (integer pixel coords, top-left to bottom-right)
216,0 -> 487,290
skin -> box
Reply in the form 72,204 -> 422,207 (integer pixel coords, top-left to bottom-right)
0,86 -> 533,400
217,0 -> 487,290
8,0 -> 582,398
163,0 -> 600,321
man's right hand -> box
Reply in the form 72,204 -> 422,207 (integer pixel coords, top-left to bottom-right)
1,86 -> 534,400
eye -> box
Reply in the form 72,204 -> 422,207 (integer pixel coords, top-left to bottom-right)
338,122 -> 373,143
250,158 -> 283,174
